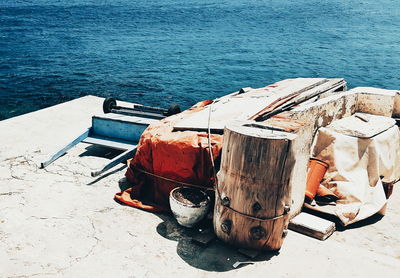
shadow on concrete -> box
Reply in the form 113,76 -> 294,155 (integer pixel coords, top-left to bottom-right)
79,144 -> 124,159
78,145 -> 128,184
336,213 -> 384,231
117,177 -> 132,191
155,214 -> 278,272
303,206 -> 384,231
113,176 -> 278,271
86,164 -> 127,185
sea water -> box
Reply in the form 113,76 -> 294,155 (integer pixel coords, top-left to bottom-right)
1,0 -> 399,119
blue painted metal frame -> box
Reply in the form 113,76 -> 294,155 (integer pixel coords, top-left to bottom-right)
40,129 -> 91,169
40,127 -> 138,177
90,147 -> 136,177
39,112 -> 154,177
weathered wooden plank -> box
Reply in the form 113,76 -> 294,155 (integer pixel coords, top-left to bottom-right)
288,212 -> 336,240
241,78 -> 327,99
173,78 -> 328,132
173,97 -> 274,132
249,78 -> 344,120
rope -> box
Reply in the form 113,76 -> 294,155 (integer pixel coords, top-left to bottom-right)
217,200 -> 287,221
207,101 -> 218,187
133,167 -> 211,191
206,101 -> 288,222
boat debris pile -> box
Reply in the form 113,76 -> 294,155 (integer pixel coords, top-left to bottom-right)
36,78 -> 400,252
110,78 -> 400,250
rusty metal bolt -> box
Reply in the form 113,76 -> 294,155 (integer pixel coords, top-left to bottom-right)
221,219 -> 232,235
252,202 -> 262,212
283,205 -> 290,214
282,229 -> 288,238
221,196 -> 230,207
250,226 -> 266,240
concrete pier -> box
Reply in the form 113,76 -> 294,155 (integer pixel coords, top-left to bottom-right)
1,96 -> 399,277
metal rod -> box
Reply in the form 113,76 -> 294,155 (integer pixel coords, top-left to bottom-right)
91,147 -> 136,177
40,129 -> 90,168
133,104 -> 168,113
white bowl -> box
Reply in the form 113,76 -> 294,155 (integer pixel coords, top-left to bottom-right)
169,187 -> 210,228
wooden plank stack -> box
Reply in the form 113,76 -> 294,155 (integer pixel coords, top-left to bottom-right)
173,78 -> 346,133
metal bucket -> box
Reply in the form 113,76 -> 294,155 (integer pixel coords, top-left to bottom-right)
169,187 -> 210,228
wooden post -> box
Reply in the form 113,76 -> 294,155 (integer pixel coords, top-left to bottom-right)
213,122 -> 296,250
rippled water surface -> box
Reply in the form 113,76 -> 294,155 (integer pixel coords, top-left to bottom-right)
1,0 -> 399,119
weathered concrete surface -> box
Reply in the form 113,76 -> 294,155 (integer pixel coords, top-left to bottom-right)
1,96 -> 399,277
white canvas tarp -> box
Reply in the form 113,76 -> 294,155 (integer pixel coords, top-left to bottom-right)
309,113 -> 400,225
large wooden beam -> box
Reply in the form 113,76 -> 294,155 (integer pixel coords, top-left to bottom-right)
214,122 -> 296,250
173,78 -> 330,132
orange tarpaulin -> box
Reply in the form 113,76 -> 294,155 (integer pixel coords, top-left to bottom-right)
115,100 -> 223,212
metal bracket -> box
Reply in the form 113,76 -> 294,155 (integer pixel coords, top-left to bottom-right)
40,129 -> 90,169
40,127 -> 138,177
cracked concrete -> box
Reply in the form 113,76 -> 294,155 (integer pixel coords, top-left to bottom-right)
1,96 -> 399,277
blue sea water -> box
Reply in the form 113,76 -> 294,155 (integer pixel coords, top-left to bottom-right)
1,0 -> 399,120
